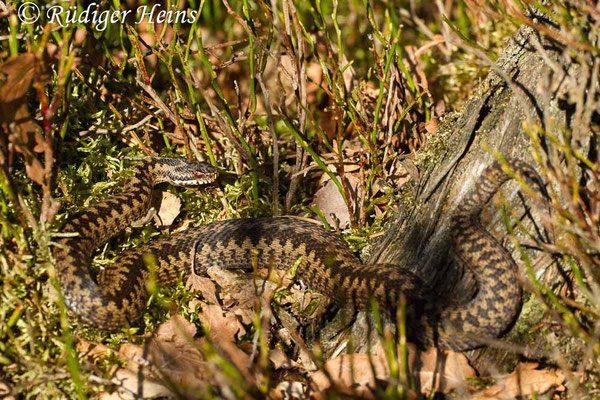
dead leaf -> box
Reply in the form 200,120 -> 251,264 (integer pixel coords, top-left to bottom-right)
276,312 -> 318,372
156,313 -> 197,343
104,315 -> 211,399
154,191 -> 181,226
120,340 -> 209,389
404,344 -> 476,394
0,53 -> 37,103
201,266 -> 280,327
205,266 -> 249,310
311,342 -> 475,397
197,303 -> 245,342
269,347 -> 294,370
435,100 -> 446,117
196,304 -> 254,382
0,54 -> 47,186
76,338 -> 115,362
206,266 -> 283,310
205,263 -> 326,325
187,274 -> 219,305
404,45 -> 429,91
268,381 -> 305,400
24,156 -> 44,185
233,307 -> 256,325
471,362 -> 565,399
310,353 -> 389,399
424,118 -> 438,136
99,369 -> 172,400
313,174 -> 361,229
0,54 -> 43,137
397,157 -> 419,183
306,61 -> 323,104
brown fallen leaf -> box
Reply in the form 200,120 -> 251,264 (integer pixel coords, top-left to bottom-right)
197,303 -> 245,342
200,264 -> 329,376
24,157 -> 45,185
404,45 -> 429,91
154,191 -> 181,226
205,266 -> 253,309
187,274 -> 219,305
310,353 -> 389,399
311,342 -> 475,397
423,118 -> 438,136
76,338 -> 115,362
313,174 -> 361,229
203,262 -> 329,327
470,362 -> 565,400
206,266 -> 285,311
120,339 -> 209,389
404,344 -> 475,394
156,313 -> 197,343
268,381 -> 305,400
0,54 -> 47,185
306,61 -> 324,104
196,303 -> 255,380
99,369 -> 173,400
0,53 -> 37,104
202,264 -> 311,327
101,315 -> 211,399
269,347 -> 294,370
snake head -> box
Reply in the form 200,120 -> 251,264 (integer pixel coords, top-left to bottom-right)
152,157 -> 217,186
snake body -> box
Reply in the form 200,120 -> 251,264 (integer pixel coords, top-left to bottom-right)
54,157 -> 544,350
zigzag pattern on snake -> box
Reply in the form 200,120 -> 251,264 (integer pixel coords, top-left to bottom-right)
54,157 -> 545,350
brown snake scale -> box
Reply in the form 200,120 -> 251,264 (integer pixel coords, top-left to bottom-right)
54,157 -> 545,350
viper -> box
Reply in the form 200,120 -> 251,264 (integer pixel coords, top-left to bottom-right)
53,157 -> 545,350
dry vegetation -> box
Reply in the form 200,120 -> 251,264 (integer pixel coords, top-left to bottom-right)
0,0 -> 599,399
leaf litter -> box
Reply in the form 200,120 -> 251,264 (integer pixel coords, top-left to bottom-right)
310,342 -> 476,398
88,255 -> 566,399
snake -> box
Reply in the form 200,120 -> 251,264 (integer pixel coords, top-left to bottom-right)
53,157 -> 545,350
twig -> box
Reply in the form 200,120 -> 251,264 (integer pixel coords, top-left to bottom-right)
283,0 -> 308,211
78,113 -> 159,136
256,74 -> 279,216
135,74 -> 178,125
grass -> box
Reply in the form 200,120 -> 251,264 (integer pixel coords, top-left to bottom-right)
0,0 -> 599,398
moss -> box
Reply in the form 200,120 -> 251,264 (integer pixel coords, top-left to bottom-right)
414,111 -> 459,171
512,295 -> 546,339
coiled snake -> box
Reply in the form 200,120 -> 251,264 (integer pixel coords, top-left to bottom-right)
54,157 -> 544,350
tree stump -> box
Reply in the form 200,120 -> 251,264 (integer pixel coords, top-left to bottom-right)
361,19 -> 592,372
